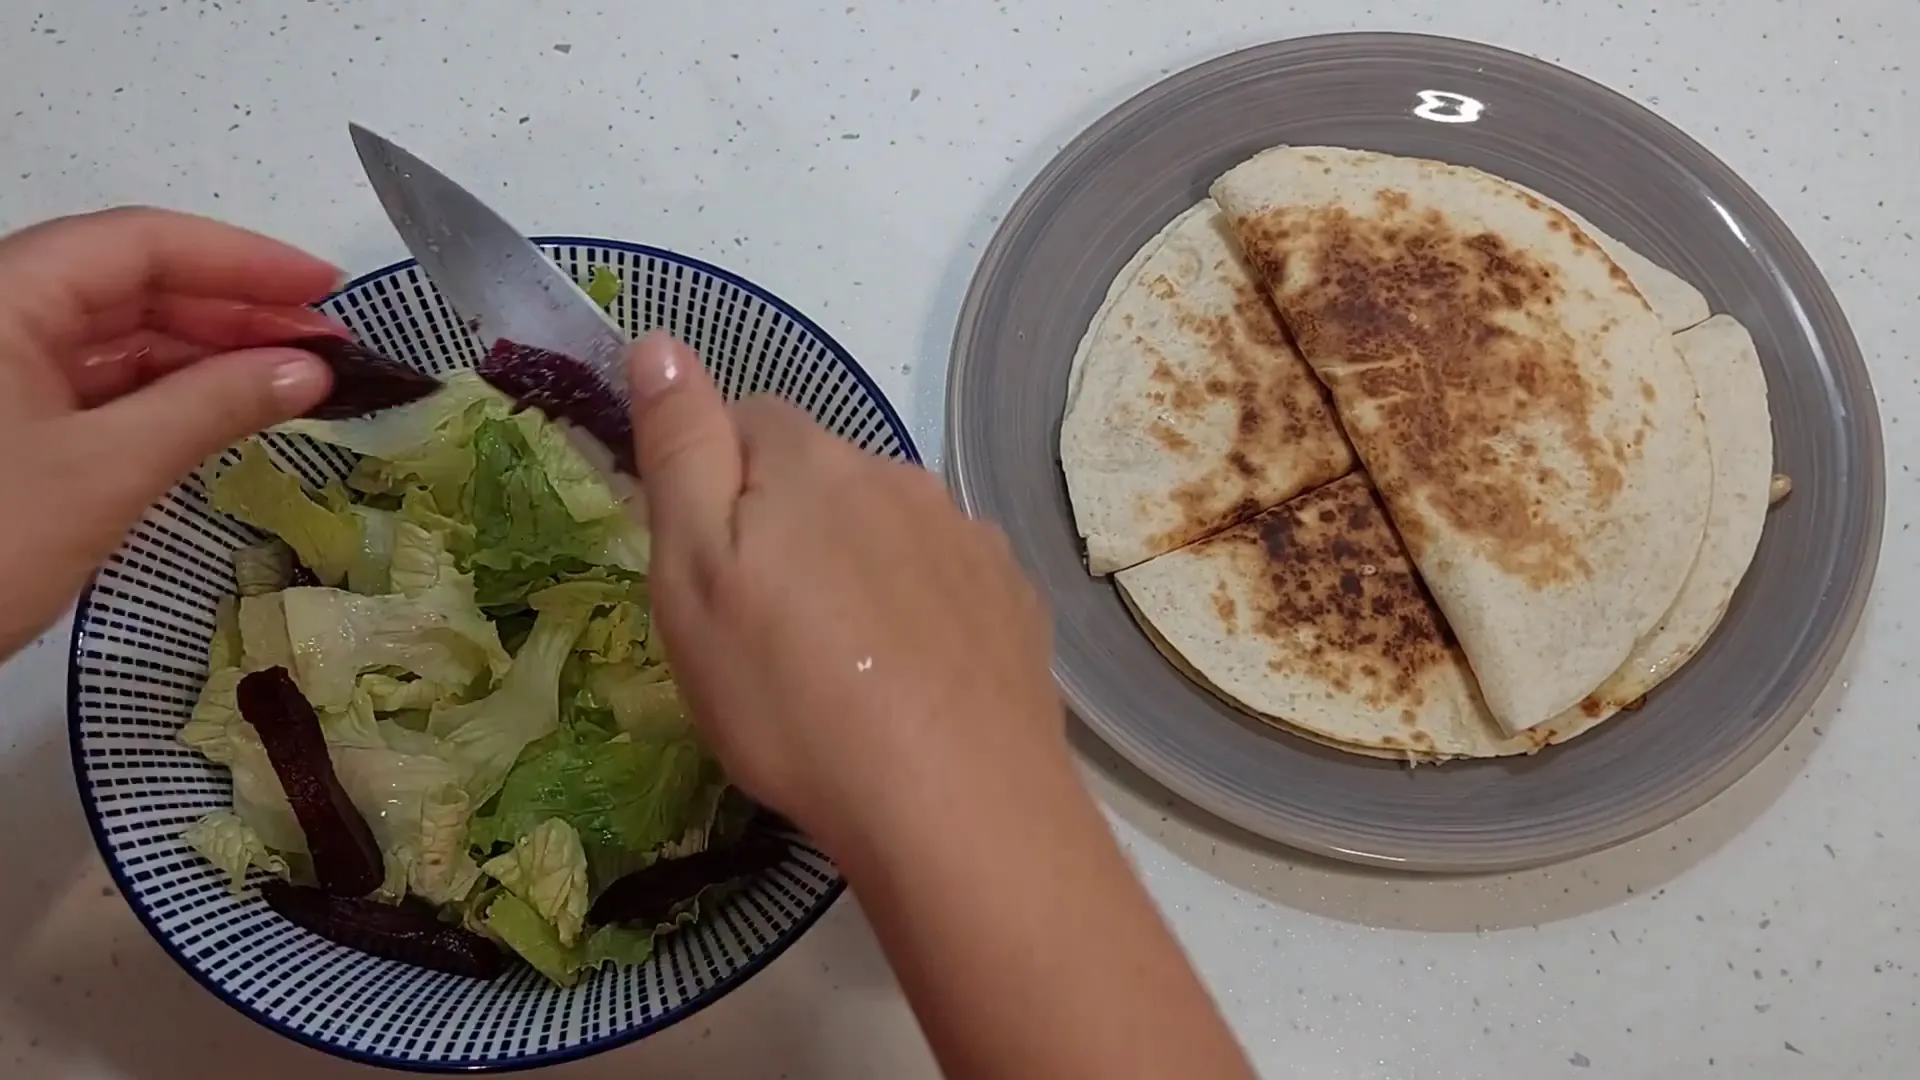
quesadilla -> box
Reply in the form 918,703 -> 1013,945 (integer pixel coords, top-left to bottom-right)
1512,185 -> 1711,334
1579,314 -> 1772,706
1211,146 -> 1714,735
1117,316 -> 1772,761
1061,200 -> 1355,574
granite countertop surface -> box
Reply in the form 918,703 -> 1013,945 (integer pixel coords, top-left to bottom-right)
0,1 -> 1913,1076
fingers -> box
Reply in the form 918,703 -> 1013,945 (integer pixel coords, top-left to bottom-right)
62,347 -> 331,513
65,302 -> 346,405
77,296 -> 345,352
628,332 -> 743,560
732,395 -> 855,489
67,331 -> 206,406
0,207 -> 340,355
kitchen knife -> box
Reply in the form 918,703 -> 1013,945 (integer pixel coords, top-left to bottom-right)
348,123 -> 639,474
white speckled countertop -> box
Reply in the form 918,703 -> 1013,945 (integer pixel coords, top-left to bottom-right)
1,1 -> 1914,1076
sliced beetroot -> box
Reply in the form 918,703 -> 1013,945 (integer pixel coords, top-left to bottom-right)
237,668 -> 384,897
261,881 -> 506,980
282,334 -> 441,420
478,339 -> 637,475
587,824 -> 789,928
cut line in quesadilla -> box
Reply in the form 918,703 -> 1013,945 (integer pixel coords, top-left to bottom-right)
1061,199 -> 1354,575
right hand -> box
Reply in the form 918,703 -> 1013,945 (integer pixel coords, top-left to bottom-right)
625,332 -> 1064,852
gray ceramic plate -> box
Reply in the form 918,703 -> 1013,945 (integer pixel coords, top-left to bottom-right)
945,33 -> 1883,872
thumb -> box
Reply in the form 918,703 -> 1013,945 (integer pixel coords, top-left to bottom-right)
66,346 -> 329,510
629,331 -> 743,559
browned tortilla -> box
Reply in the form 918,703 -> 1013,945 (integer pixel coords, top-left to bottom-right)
1210,147 -> 1712,734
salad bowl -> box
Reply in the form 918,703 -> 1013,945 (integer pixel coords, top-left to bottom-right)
68,238 -> 918,1072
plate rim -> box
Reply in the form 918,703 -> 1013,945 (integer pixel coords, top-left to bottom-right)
65,235 -> 924,1072
944,32 -> 1885,872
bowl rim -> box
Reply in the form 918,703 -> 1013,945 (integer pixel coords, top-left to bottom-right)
68,235 -> 918,1073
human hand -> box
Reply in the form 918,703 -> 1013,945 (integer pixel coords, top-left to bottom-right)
0,207 -> 342,658
624,331 -> 1064,853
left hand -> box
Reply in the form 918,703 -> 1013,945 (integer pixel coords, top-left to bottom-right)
0,206 -> 344,658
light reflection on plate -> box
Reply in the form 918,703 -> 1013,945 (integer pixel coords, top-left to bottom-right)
1413,89 -> 1485,123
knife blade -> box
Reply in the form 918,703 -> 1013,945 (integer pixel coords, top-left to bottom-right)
348,123 -> 638,474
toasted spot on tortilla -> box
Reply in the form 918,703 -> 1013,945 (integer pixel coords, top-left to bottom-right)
1141,267 -> 1354,555
1234,200 -> 1637,591
1206,475 -> 1457,712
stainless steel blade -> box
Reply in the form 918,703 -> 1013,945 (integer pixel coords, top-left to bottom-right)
348,123 -> 631,400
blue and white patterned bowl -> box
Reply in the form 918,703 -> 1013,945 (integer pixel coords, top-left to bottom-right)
68,239 -> 918,1072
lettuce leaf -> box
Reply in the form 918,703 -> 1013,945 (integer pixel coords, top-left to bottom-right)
483,893 -> 670,988
203,700 -> 481,904
430,598 -> 595,803
209,441 -> 360,585
510,410 -> 623,523
237,593 -> 294,672
179,666 -> 245,764
581,265 -> 622,310
464,417 -> 606,571
233,540 -> 294,597
358,672 -> 459,713
278,526 -> 509,709
345,504 -> 399,594
398,784 -> 485,905
208,596 -> 243,672
181,810 -> 288,892
480,728 -> 712,869
480,817 -> 590,947
589,665 -> 692,741
279,372 -> 511,508
484,892 -> 582,987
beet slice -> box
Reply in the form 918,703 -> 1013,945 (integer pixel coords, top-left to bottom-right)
237,668 -> 384,897
281,334 -> 441,420
478,339 -> 637,475
261,881 -> 506,979
587,822 -> 790,928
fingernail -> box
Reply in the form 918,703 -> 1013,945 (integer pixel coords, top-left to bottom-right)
271,353 -> 331,410
628,330 -> 689,401
254,307 -> 348,340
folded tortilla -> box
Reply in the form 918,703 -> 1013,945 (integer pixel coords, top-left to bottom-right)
1210,146 -> 1714,734
1511,185 -> 1711,334
1117,317 -> 1770,760
1060,200 -> 1354,574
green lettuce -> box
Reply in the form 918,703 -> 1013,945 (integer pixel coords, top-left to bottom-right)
179,667 -> 244,764
464,418 -> 604,571
430,598 -> 596,803
481,817 -> 590,946
345,505 -> 399,594
589,666 -> 693,741
581,265 -> 622,310
181,810 -> 288,893
484,892 -> 582,987
277,523 -> 509,708
233,540 -> 294,597
236,593 -> 294,672
358,672 -> 459,713
209,441 -> 360,585
397,784 -> 485,905
208,596 -> 243,671
482,895 -> 667,988
279,372 -> 511,508
478,727 -> 713,870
